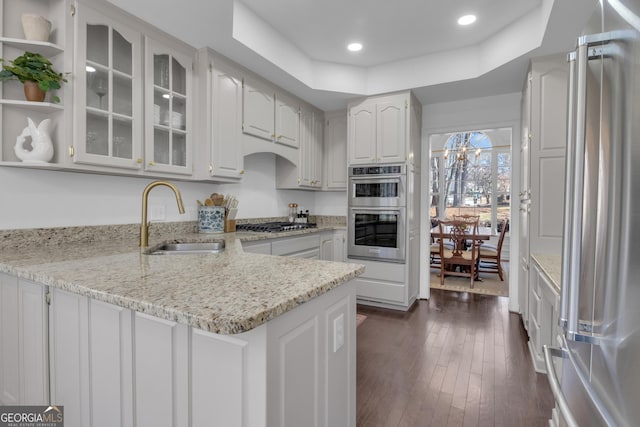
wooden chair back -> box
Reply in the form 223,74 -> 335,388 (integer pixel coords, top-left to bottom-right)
437,219 -> 480,288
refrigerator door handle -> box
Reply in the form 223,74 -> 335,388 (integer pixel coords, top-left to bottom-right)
543,345 -> 579,427
565,41 -> 589,339
560,51 -> 577,329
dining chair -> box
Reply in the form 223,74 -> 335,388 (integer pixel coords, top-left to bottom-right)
437,219 -> 480,288
478,219 -> 509,280
430,218 -> 453,269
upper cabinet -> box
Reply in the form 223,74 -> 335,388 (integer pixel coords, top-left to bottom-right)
348,92 -> 410,165
298,106 -> 323,188
193,50 -> 245,181
524,54 -> 568,255
243,77 -> 299,148
144,37 -> 193,175
210,60 -> 244,180
323,110 -> 347,190
72,3 -> 143,169
275,105 -> 323,189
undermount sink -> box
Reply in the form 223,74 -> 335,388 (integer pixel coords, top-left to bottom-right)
145,241 -> 225,255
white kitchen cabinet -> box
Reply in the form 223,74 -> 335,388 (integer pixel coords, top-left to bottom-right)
348,93 -> 407,165
320,233 -> 335,261
209,58 -> 245,179
324,110 -> 348,190
49,288 -> 90,427
241,239 -> 272,254
276,92 -> 300,147
351,259 -> 409,308
134,313 -> 189,427
519,55 -> 567,324
298,106 -> 323,188
0,0 -> 68,165
320,230 -> 346,262
21,271 -> 356,427
72,2 -> 144,170
272,233 -> 321,258
528,260 -> 560,373
0,274 -> 48,405
243,77 -> 299,148
242,231 -> 345,261
143,37 -> 193,175
275,104 -> 323,189
524,55 -> 568,255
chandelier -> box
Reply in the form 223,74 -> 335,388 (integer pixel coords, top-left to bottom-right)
444,143 -> 481,163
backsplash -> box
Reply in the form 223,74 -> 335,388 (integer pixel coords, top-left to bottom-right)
0,216 -> 346,250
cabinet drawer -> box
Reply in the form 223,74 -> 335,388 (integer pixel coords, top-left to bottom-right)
348,258 -> 405,283
242,241 -> 272,254
287,248 -> 320,259
354,277 -> 405,305
272,235 -> 320,256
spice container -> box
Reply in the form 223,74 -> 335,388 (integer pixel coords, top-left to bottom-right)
288,203 -> 298,222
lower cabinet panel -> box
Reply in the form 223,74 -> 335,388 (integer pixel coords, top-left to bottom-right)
191,329 -> 246,427
88,300 -> 134,427
134,313 -> 189,427
0,275 -> 48,406
20,276 -> 356,427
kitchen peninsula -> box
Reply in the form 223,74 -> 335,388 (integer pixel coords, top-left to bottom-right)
0,223 -> 363,427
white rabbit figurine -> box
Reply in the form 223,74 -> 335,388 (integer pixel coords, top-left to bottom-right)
14,117 -> 54,163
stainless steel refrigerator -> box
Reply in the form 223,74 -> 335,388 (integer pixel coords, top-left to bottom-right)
544,0 -> 640,426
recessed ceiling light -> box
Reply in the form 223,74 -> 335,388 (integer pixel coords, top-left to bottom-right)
347,42 -> 363,52
457,14 -> 477,26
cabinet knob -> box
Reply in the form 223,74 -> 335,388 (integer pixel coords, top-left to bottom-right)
149,161 -> 156,166
136,158 -> 143,164
68,146 -> 74,157
239,170 -> 245,174
209,165 -> 213,172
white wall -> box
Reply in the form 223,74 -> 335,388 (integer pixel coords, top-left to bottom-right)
420,92 -> 522,312
0,152 -> 346,230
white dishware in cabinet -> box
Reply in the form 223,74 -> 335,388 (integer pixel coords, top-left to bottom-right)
144,37 -> 193,175
72,3 -> 143,170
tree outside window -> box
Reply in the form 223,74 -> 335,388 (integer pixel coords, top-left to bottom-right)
429,128 -> 511,234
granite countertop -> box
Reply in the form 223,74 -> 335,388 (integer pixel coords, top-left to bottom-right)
531,253 -> 561,292
0,224 -> 362,335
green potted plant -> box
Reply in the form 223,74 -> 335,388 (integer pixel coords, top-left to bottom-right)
0,51 -> 67,103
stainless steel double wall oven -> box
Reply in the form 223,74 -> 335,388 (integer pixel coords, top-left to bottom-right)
348,164 -> 406,263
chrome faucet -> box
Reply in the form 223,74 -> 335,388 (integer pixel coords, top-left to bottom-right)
140,180 -> 186,247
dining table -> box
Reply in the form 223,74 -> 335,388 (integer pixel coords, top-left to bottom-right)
430,225 -> 493,280
430,225 -> 493,242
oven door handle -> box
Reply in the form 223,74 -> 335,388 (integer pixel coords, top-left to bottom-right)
351,208 -> 403,215
349,175 -> 403,181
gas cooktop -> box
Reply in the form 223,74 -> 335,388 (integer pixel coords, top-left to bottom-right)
236,222 -> 317,232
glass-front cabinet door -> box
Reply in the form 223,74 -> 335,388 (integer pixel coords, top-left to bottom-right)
73,4 -> 143,169
144,38 -> 192,175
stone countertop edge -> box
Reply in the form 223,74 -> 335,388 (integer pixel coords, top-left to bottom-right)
531,253 -> 561,293
0,226 -> 363,335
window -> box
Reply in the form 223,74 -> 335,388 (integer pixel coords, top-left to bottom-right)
429,128 -> 511,234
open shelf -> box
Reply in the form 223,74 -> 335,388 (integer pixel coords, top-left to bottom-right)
0,99 -> 64,112
0,37 -> 63,57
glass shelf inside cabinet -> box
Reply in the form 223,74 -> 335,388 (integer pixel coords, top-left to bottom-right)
0,37 -> 63,57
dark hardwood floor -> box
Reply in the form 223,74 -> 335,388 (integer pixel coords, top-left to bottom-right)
356,290 -> 554,427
